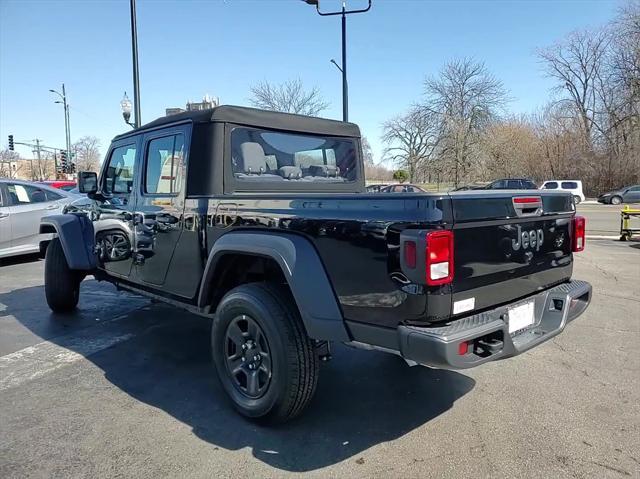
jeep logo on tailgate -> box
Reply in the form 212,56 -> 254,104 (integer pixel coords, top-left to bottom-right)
512,225 -> 544,251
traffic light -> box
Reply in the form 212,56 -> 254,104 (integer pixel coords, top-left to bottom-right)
8,135 -> 14,151
60,150 -> 68,173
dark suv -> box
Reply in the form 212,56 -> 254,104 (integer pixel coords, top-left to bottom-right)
40,106 -> 591,423
485,178 -> 538,190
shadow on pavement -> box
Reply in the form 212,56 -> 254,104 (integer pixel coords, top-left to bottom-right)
1,282 -> 475,472
0,253 -> 42,268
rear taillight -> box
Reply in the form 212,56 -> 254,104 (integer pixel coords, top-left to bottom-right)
572,216 -> 586,252
426,230 -> 454,286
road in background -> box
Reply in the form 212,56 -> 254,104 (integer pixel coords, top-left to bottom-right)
578,203 -> 630,237
0,239 -> 638,478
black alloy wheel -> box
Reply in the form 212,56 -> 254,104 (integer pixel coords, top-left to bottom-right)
224,314 -> 272,399
211,283 -> 319,423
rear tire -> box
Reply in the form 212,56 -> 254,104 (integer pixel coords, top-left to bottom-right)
45,238 -> 80,313
211,283 -> 319,424
573,195 -> 581,205
610,195 -> 622,205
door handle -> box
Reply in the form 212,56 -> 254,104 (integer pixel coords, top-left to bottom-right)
46,204 -> 58,210
0,212 -> 8,219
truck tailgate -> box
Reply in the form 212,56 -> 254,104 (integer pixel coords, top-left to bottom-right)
449,191 -> 575,316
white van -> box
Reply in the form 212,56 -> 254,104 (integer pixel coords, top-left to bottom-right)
540,180 -> 585,204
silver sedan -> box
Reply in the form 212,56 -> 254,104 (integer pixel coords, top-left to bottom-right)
0,179 -> 80,259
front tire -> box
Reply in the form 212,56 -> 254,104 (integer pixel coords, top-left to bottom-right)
45,238 -> 80,313
610,195 -> 622,205
211,283 -> 319,424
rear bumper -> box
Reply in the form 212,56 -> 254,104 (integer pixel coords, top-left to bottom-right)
397,280 -> 592,369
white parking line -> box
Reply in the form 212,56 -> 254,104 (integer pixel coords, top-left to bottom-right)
0,331 -> 133,391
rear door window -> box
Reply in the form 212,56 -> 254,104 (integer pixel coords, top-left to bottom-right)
561,182 -> 578,189
144,134 -> 185,195
543,182 -> 558,189
507,180 -> 521,189
7,183 -> 48,204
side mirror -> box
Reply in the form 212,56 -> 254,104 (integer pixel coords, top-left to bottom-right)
78,171 -> 98,194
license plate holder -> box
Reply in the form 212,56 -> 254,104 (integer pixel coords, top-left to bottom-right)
508,301 -> 535,334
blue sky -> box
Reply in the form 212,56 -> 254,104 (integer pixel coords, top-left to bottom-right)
0,0 -> 619,162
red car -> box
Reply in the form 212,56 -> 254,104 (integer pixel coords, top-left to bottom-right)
38,180 -> 77,192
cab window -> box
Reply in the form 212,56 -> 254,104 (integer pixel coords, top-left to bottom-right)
144,134 -> 185,195
104,144 -> 137,194
231,127 -> 358,184
543,182 -> 558,189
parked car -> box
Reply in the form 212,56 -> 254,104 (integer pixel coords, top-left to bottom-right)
41,105 -> 591,423
455,179 -> 537,191
597,185 -> 640,205
540,180 -> 586,204
453,183 -> 489,191
38,180 -> 77,191
486,178 -> 538,190
379,183 -> 426,193
365,184 -> 389,193
0,179 -> 78,259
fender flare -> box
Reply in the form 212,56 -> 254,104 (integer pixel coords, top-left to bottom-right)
40,214 -> 97,270
197,231 -> 349,342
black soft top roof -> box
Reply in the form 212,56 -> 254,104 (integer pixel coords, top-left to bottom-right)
113,105 -> 361,140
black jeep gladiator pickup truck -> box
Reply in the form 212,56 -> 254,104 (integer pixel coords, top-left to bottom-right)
40,106 -> 592,423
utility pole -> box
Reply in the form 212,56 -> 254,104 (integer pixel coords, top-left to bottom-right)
34,139 -> 43,181
9,137 -> 63,179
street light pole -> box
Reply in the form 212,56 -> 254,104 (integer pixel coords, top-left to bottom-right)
130,0 -> 141,128
49,84 -> 71,176
341,4 -> 348,122
304,0 -> 372,122
62,84 -> 71,167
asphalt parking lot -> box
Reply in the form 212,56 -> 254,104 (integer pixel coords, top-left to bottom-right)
1,207 -> 638,478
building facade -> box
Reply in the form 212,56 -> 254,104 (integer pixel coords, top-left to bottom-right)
165,94 -> 220,116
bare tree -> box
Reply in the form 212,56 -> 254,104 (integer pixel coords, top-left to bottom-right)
538,4 -> 640,193
0,149 -> 22,178
481,118 -> 539,180
361,136 -> 374,164
249,78 -> 329,116
364,162 -> 393,182
72,136 -> 102,172
424,58 -> 508,186
382,107 -> 441,183
538,29 -> 611,152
